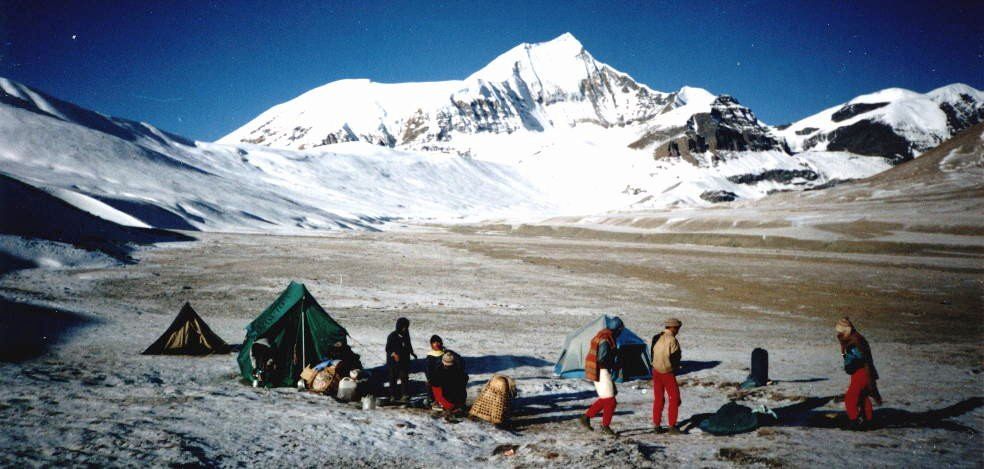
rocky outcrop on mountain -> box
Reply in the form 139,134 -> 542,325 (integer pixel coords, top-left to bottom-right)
830,102 -> 889,122
727,168 -> 820,185
650,96 -> 788,160
699,190 -> 738,203
803,120 -> 914,163
931,86 -> 984,134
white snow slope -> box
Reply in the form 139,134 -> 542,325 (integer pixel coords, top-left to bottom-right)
0,78 -> 548,235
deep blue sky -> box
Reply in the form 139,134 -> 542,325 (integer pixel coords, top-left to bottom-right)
2,0 -> 981,141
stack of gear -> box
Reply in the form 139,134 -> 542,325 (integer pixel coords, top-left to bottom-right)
468,374 -> 517,425
311,365 -> 341,395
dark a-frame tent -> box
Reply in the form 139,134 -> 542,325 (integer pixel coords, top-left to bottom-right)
143,302 -> 231,355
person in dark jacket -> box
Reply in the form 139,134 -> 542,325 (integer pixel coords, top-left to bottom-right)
425,335 -> 445,405
385,317 -> 417,402
329,341 -> 363,380
836,317 -> 882,430
579,317 -> 624,437
431,350 -> 468,417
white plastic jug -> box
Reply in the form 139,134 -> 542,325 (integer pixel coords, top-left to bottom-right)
361,395 -> 376,410
337,377 -> 357,401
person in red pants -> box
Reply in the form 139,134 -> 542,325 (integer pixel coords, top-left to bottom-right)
836,317 -> 882,430
578,317 -> 624,437
430,351 -> 468,419
651,318 -> 682,434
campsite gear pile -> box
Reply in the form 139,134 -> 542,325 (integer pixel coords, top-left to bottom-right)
298,353 -> 368,399
468,374 -> 517,425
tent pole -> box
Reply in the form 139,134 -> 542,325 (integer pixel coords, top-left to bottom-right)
301,294 -> 306,367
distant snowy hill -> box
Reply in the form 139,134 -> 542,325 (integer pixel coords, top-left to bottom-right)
776,84 -> 983,162
0,77 -> 547,241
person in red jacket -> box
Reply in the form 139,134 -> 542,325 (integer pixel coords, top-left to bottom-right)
578,317 -> 624,437
836,317 -> 882,430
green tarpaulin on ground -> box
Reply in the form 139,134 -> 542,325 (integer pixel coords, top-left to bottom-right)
237,281 -> 349,387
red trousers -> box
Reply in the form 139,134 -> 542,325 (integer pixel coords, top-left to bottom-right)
845,367 -> 874,421
652,370 -> 680,426
432,385 -> 457,411
585,397 -> 617,427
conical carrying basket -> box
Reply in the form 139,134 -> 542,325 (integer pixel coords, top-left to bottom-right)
468,374 -> 517,425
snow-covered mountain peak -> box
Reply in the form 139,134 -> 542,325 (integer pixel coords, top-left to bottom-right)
465,32 -> 599,93
673,86 -> 716,108
468,32 -> 586,81
928,83 -> 983,102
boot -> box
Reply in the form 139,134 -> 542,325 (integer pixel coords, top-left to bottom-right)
578,414 -> 592,431
666,426 -> 682,435
599,426 -> 618,438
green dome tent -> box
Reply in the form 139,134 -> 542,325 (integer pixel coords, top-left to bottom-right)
237,281 -> 349,387
554,315 -> 652,382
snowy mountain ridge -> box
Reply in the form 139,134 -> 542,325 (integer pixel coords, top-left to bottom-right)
777,83 -> 982,162
219,33 -> 981,170
219,33 -> 686,153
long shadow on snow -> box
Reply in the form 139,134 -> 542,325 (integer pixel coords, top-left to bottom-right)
508,390 -> 636,430
363,354 -> 551,396
677,360 -> 721,376
0,299 -> 98,362
462,354 -> 553,375
680,394 -> 982,434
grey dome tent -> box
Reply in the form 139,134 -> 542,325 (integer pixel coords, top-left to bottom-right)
554,315 -> 652,382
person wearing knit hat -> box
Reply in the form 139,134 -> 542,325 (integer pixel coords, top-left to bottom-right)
431,348 -> 468,417
651,318 -> 683,434
837,317 -> 882,430
835,317 -> 853,335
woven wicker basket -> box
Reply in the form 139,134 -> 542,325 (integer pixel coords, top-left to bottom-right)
468,374 -> 516,425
